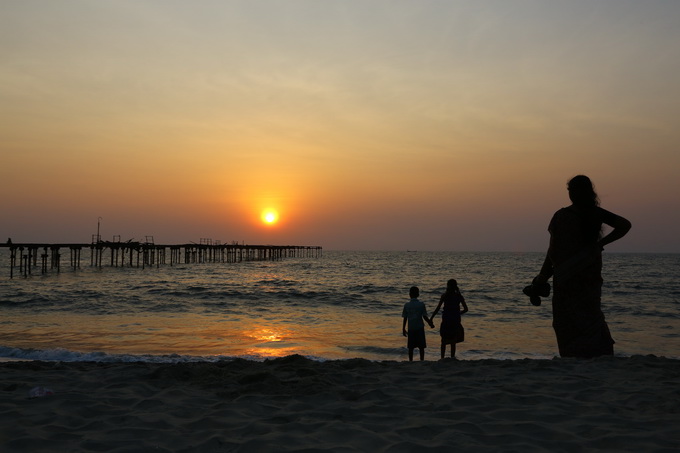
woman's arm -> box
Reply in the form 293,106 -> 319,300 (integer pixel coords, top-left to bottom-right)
460,297 -> 469,315
534,252 -> 554,285
599,209 -> 632,249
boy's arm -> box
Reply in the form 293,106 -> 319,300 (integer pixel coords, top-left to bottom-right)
423,307 -> 435,328
402,317 -> 408,336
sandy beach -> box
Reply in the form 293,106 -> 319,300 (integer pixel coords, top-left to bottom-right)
1,355 -> 679,452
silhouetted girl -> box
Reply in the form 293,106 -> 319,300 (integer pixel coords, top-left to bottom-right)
430,279 -> 468,359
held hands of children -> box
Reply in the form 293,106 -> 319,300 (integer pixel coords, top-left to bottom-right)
403,317 -> 434,338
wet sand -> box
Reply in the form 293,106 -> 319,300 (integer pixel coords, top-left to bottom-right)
2,355 -> 679,452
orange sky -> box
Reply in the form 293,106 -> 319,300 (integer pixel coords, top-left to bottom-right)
2,1 -> 679,252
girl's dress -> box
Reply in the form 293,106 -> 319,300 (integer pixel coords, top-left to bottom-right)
439,291 -> 464,345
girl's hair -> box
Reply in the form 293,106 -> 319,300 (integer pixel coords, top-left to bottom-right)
567,175 -> 602,242
446,279 -> 459,294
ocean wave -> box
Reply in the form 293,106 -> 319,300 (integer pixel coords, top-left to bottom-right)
0,346 -> 235,364
0,346 -> 333,364
341,345 -> 404,356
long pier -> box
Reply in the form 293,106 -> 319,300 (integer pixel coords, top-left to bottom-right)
0,241 -> 322,278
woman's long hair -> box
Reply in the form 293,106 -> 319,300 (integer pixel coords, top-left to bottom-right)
568,175 -> 600,207
567,175 -> 602,242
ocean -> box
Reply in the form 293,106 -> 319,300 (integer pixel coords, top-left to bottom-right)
1,250 -> 678,362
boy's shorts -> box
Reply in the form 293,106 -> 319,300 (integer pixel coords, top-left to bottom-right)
407,328 -> 427,349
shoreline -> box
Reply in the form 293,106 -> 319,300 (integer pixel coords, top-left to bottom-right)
2,355 -> 679,452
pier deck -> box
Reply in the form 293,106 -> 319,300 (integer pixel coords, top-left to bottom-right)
0,242 -> 322,278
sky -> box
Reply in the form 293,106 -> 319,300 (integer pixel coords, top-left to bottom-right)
1,0 -> 679,252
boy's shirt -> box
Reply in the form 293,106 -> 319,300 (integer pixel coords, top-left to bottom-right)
402,297 -> 428,331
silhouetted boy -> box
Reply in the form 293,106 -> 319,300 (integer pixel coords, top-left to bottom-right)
402,286 -> 434,361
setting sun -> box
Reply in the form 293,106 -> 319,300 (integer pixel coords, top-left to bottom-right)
261,209 -> 279,225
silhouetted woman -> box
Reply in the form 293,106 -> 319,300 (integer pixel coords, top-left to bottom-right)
430,279 -> 468,359
532,175 -> 631,358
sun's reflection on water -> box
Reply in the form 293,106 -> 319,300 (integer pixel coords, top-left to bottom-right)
244,327 -> 298,358
251,328 -> 285,343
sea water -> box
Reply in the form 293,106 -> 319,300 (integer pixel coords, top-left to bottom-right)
1,251 -> 678,362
